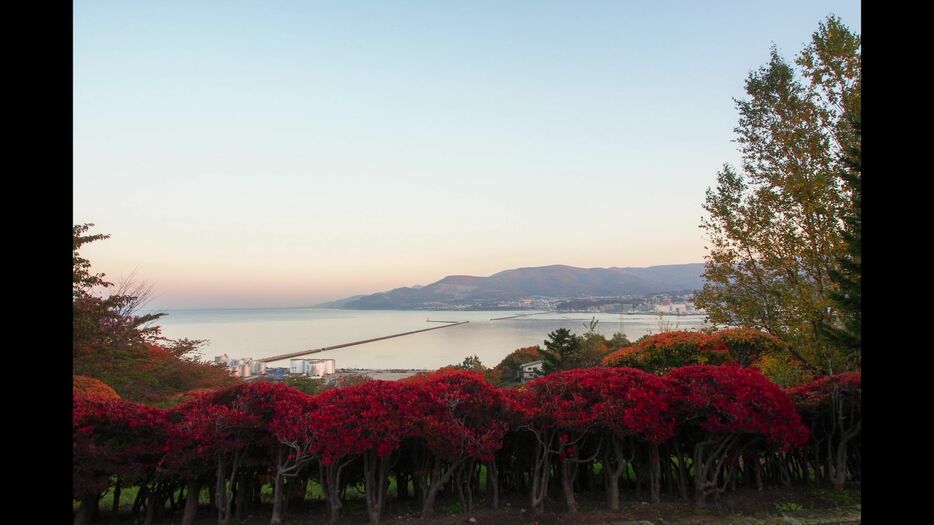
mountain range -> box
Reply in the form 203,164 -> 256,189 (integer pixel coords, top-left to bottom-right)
319,263 -> 705,310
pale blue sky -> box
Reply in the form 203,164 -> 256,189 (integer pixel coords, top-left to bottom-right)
73,1 -> 860,309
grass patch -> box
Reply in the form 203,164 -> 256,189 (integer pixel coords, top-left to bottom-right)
775,502 -> 804,512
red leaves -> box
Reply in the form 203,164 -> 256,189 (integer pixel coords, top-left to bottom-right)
310,380 -> 419,462
786,371 -> 860,442
411,369 -> 520,462
521,367 -> 677,445
668,365 -> 809,452
518,365 -> 806,454
787,371 -> 861,414
74,364 -> 815,494
73,395 -> 168,497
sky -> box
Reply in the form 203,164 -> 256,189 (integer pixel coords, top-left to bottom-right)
73,1 -> 861,309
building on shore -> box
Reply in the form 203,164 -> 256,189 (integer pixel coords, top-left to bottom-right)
654,302 -> 705,315
518,360 -> 544,383
290,358 -> 336,378
266,367 -> 289,379
214,354 -> 267,378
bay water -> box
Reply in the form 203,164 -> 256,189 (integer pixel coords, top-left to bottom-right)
155,308 -> 709,370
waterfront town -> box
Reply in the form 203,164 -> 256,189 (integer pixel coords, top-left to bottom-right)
213,296 -> 702,383
214,354 -> 433,383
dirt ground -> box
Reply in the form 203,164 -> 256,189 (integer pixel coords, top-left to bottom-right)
95,485 -> 861,525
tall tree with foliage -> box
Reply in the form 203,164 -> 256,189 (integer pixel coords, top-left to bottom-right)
74,224 -> 166,394
820,114 -> 861,367
73,224 -> 236,403
695,16 -> 860,375
541,328 -> 583,374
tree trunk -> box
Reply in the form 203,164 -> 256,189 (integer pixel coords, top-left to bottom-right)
396,472 -> 409,499
271,468 -> 285,525
465,460 -> 476,512
530,431 -> 553,515
833,421 -> 861,490
604,437 -> 627,510
234,477 -> 244,524
323,462 -> 344,524
420,456 -> 460,519
488,460 -> 500,510
112,480 -> 121,516
143,487 -> 156,525
131,484 -> 148,518
755,457 -> 764,491
455,465 -> 467,512
606,469 -> 620,511
216,456 -> 229,525
694,442 -> 709,507
181,481 -> 200,525
560,456 -> 577,513
364,452 -> 393,525
208,482 -> 216,517
649,444 -> 661,504
74,494 -> 99,525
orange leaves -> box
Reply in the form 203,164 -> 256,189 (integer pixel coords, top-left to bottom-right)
73,375 -> 121,400
602,328 -> 787,372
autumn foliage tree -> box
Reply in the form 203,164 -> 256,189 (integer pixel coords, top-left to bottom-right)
401,369 -> 519,516
707,328 -> 788,367
73,224 -> 237,404
695,16 -> 861,376
73,375 -> 120,400
73,367 -> 844,525
308,380 -> 420,525
267,388 -> 319,524
73,396 -> 168,525
591,368 -> 676,507
788,372 -> 860,490
667,365 -> 809,506
602,331 -> 725,373
518,367 -> 677,513
603,329 -> 800,386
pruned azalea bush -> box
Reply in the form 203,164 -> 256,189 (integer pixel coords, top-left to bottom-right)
74,366 -> 852,525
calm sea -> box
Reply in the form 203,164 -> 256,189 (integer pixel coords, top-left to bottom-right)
154,308 -> 708,370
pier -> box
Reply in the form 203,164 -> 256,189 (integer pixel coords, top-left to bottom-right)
490,311 -> 550,321
257,320 -> 468,363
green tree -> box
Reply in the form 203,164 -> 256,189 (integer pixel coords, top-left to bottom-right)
819,114 -> 861,368
694,16 -> 860,375
453,354 -> 485,371
283,375 -> 328,395
607,332 -> 631,350
541,328 -> 583,374
578,317 -> 610,367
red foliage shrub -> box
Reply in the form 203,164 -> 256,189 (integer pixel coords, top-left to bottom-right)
520,367 -> 677,445
73,396 -> 167,499
787,371 -> 861,418
412,369 -> 518,462
667,365 -> 809,452
310,380 -> 419,463
786,371 -> 861,488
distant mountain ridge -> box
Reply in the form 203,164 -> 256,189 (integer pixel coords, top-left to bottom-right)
324,263 -> 705,310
